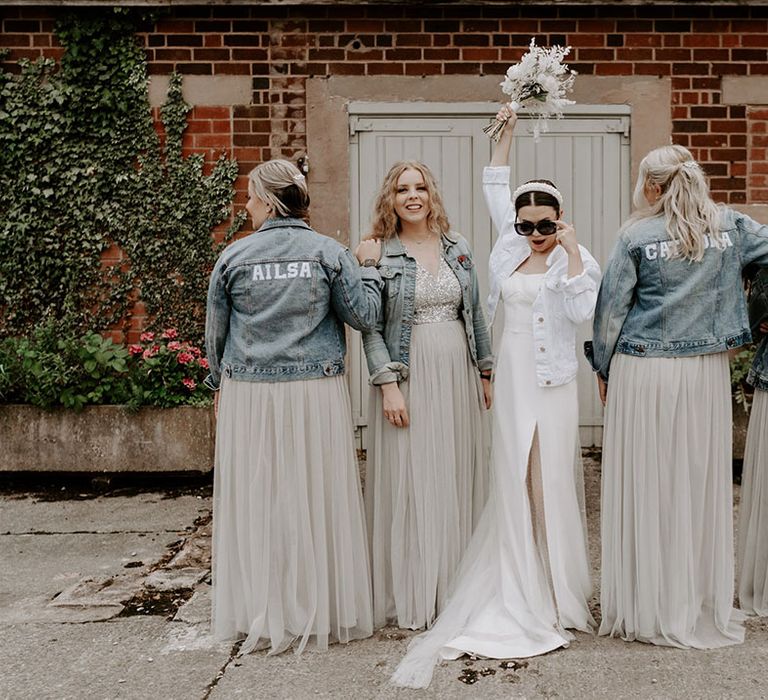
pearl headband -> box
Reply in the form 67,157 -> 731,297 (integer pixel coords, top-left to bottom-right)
512,182 -> 563,208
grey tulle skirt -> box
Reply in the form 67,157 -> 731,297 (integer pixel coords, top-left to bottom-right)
211,375 -> 373,655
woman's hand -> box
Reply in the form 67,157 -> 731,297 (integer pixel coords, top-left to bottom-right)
596,375 -> 608,407
381,382 -> 409,428
761,321 -> 768,334
355,237 -> 382,264
481,377 -> 493,409
496,104 -> 518,137
555,220 -> 579,256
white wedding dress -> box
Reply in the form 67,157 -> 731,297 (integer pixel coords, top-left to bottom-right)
392,272 -> 594,688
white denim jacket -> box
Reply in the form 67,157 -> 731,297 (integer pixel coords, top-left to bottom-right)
484,166 -> 601,387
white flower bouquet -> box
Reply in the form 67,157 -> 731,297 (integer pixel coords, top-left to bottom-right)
484,38 -> 577,142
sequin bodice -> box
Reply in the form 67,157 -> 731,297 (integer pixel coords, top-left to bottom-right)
413,256 -> 462,324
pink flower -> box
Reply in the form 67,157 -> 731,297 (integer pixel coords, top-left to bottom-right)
177,352 -> 194,365
142,345 -> 160,360
189,346 -> 202,357
182,378 -> 196,391
167,341 -> 182,351
162,328 -> 179,340
140,331 -> 155,342
198,357 -> 209,369
128,344 -> 143,356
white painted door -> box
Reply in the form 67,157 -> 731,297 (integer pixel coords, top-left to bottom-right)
348,104 -> 631,447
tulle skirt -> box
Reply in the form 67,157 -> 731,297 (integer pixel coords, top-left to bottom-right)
365,320 -> 489,631
211,375 -> 373,655
738,387 -> 768,615
600,352 -> 745,648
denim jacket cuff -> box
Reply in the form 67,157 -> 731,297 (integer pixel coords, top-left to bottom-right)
477,355 -> 494,372
360,265 -> 383,288
368,361 -> 409,386
560,269 -> 597,296
482,166 -> 511,184
203,373 -> 220,391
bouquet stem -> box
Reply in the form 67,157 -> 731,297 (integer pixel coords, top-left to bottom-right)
482,117 -> 509,142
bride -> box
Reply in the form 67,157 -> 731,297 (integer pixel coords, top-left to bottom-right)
392,106 -> 600,688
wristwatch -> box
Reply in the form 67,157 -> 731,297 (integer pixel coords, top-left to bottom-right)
360,258 -> 378,267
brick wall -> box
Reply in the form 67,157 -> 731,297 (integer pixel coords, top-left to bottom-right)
2,3 -> 767,207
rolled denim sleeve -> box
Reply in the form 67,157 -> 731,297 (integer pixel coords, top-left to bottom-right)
363,321 -> 408,386
329,248 -> 383,332
204,257 -> 230,391
587,235 -> 637,382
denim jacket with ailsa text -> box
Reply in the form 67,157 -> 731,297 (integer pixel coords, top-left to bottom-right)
205,217 -> 382,388
748,267 -> 768,391
587,209 -> 768,381
361,232 -> 493,385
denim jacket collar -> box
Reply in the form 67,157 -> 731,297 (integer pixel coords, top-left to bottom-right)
256,217 -> 313,234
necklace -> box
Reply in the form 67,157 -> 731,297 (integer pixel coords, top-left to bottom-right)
404,232 -> 435,245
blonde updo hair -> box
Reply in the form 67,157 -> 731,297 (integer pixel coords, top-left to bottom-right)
248,159 -> 310,221
630,144 -> 723,261
370,160 -> 450,240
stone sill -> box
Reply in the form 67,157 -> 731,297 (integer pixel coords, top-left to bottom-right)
0,405 -> 214,473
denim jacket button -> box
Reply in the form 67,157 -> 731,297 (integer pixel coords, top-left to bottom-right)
539,346 -> 546,352
538,317 -> 544,323
545,380 -> 552,385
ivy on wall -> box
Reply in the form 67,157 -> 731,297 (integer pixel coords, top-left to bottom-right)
0,9 -> 245,346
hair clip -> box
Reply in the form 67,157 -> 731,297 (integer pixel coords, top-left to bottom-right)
293,174 -> 306,183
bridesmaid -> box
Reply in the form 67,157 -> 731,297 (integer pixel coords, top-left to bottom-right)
738,267 -> 768,615
206,159 -> 382,655
589,144 -> 768,648
361,160 -> 493,631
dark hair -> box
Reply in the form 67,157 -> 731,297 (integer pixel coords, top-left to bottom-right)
276,183 -> 310,221
514,179 -> 561,215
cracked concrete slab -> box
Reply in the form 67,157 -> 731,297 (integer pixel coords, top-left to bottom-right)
0,617 -> 231,700
0,492 -> 210,535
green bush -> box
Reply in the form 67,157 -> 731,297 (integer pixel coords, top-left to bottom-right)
0,9 -> 244,348
0,325 -> 210,410
731,345 -> 756,415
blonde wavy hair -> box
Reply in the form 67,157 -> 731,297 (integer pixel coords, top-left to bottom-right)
370,161 -> 450,240
629,144 -> 723,261
248,159 -> 310,220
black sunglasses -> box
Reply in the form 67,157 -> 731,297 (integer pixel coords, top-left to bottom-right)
514,220 -> 558,237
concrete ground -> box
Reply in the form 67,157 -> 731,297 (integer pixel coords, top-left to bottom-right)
1,457 -> 767,700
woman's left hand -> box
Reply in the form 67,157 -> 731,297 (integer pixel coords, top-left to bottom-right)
555,220 -> 579,256
761,321 -> 768,334
355,237 -> 382,264
481,377 -> 493,409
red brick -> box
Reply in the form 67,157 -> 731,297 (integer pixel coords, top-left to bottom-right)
405,63 -> 443,76
595,62 -> 633,76
423,48 -> 460,61
570,33 -> 604,47
625,33 -> 662,48
663,34 -> 682,47
367,62 -> 405,75
186,120 -> 212,134
693,48 -> 730,62
462,48 -> 500,61
577,19 -> 616,33
577,48 -> 615,62
194,48 -> 230,61
462,19 -> 498,32
741,35 -> 768,47
711,148 -> 748,160
499,20 -> 539,33
0,34 -> 32,46
749,108 -> 768,120
454,34 -> 490,47
193,106 -> 231,120
211,120 -> 232,134
616,48 -> 653,61
682,34 -> 721,48
711,120 -> 748,133
395,33 -> 432,47
346,19 -> 385,32
155,19 -> 195,33
328,63 -> 365,75
385,48 -> 421,61
204,34 -> 223,47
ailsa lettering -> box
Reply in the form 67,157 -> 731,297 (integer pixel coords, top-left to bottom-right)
252,262 -> 312,281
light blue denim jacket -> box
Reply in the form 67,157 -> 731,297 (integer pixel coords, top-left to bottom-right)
587,208 -> 768,381
205,217 -> 382,388
362,231 -> 493,385
748,267 -> 768,391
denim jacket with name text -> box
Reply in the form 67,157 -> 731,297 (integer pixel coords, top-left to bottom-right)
205,217 -> 382,388
587,209 -> 768,381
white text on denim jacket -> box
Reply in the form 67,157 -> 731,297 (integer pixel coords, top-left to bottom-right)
644,231 -> 733,261
252,262 -> 312,280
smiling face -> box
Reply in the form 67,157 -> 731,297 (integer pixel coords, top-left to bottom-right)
516,204 -> 561,255
393,168 -> 431,232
